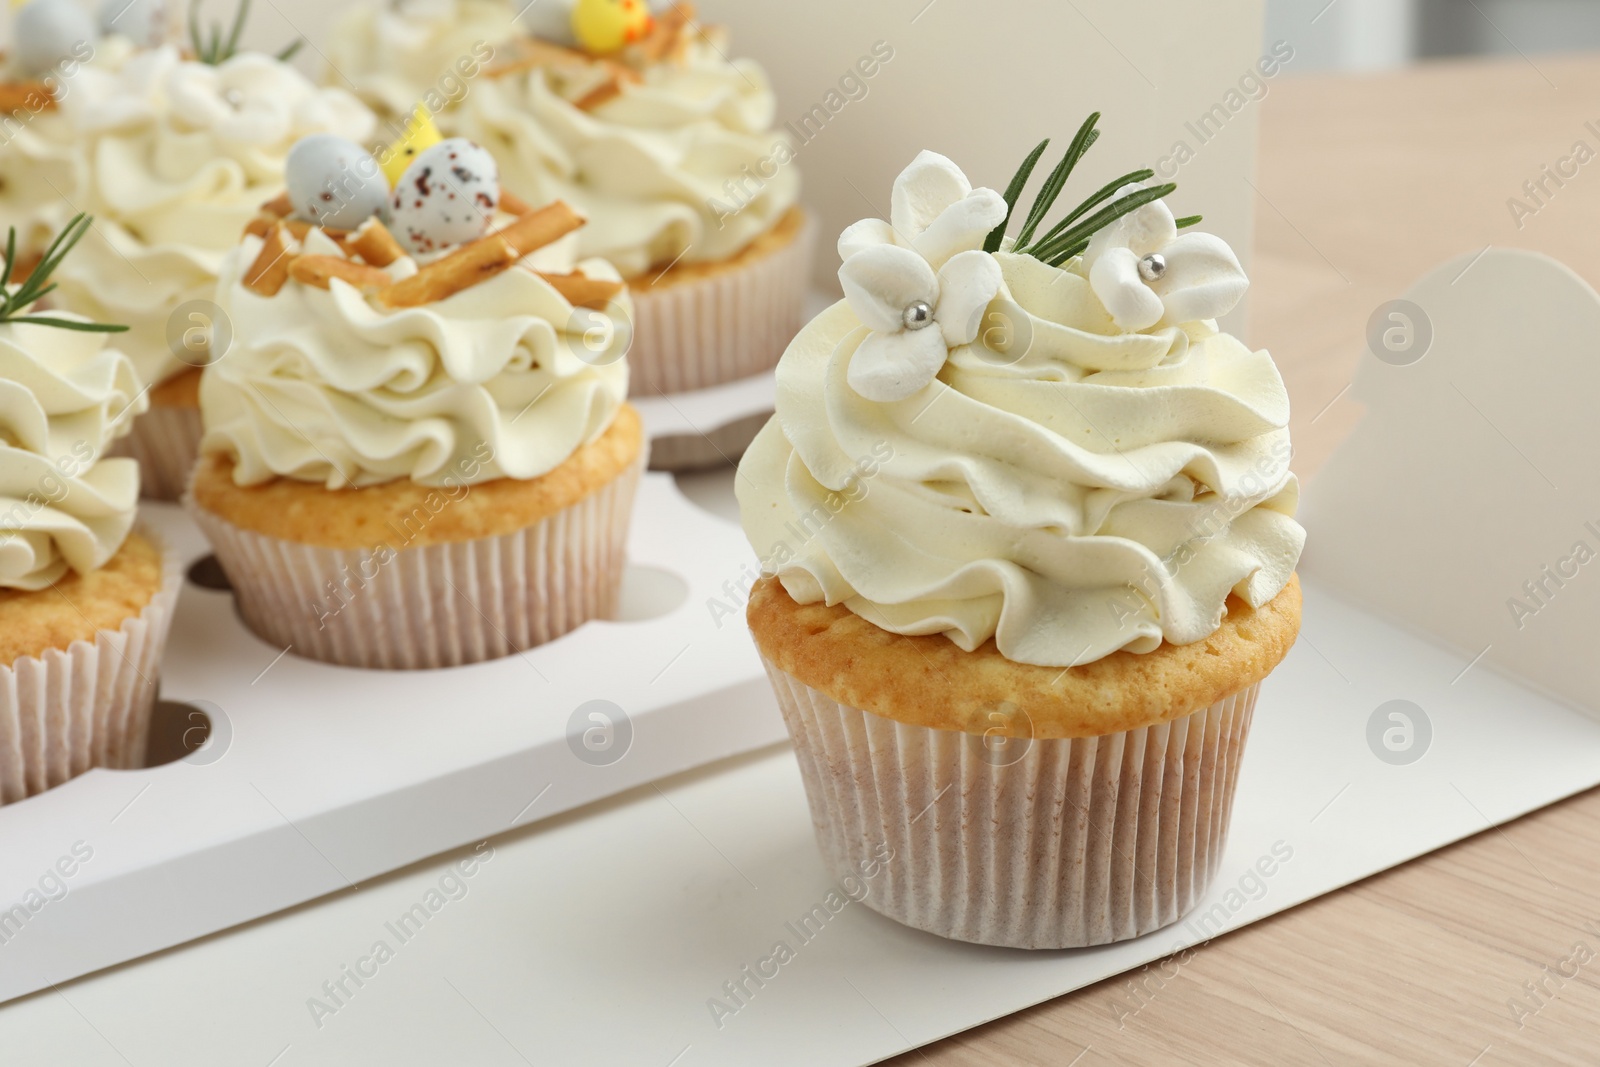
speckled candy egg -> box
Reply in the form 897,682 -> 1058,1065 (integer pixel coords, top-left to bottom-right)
286,134 -> 388,231
99,0 -> 167,47
388,138 -> 500,258
13,0 -> 98,77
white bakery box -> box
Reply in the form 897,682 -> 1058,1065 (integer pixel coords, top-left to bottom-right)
8,3 -> 1600,1066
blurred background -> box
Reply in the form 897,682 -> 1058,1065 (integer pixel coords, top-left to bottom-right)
1269,0 -> 1600,69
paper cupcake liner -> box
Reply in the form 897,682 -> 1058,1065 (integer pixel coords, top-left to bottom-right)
111,403 -> 204,503
186,453 -> 644,671
762,656 -> 1260,949
628,211 -> 816,397
0,529 -> 183,805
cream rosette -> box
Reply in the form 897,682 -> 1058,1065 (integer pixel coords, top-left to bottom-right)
740,151 -> 1304,669
456,21 -> 798,276
201,230 -> 630,489
0,35 -> 139,256
326,0 -> 510,121
0,316 -> 145,591
44,46 -> 375,388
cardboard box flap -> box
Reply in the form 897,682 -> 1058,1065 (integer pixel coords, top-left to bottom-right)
1299,248 -> 1600,715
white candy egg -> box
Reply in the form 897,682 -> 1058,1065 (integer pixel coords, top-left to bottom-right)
388,138 -> 500,258
517,0 -> 576,47
13,0 -> 98,78
98,0 -> 166,47
285,134 -> 388,230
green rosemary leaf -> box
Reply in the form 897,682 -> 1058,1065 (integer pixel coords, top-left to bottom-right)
1174,214 -> 1202,228
1014,113 -> 1100,248
223,0 -> 250,61
9,316 -> 130,333
983,138 -> 1049,254
1,227 -> 17,298
1027,183 -> 1176,264
0,215 -> 128,333
1047,240 -> 1089,267
24,213 -> 91,294
1030,167 -> 1154,251
277,38 -> 305,62
188,0 -> 205,62
20,282 -> 57,305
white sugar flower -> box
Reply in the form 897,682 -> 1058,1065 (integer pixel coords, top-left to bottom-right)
1083,184 -> 1248,332
836,151 -> 1005,402
839,245 -> 1001,402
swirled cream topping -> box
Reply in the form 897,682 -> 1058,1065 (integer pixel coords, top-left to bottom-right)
200,230 -> 630,489
43,46 -> 375,389
0,35 -> 139,257
738,153 -> 1304,669
326,0 -> 510,120
0,316 -> 146,591
329,0 -> 800,277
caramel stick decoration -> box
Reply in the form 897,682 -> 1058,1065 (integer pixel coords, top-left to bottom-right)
289,255 -> 392,293
633,2 -> 694,64
536,271 -> 625,310
260,192 -> 294,218
243,223 -> 299,297
350,217 -> 404,268
499,188 -> 532,217
376,200 -> 585,309
0,82 -> 56,113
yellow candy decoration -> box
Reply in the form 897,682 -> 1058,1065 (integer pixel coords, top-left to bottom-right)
379,105 -> 444,188
571,0 -> 653,56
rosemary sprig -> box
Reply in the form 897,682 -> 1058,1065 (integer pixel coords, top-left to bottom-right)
982,138 -> 1050,254
0,215 -> 130,334
188,0 -> 304,65
1013,113 -> 1100,249
989,113 -> 1197,268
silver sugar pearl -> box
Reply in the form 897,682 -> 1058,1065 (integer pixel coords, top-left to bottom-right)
902,300 -> 934,330
1138,253 -> 1167,282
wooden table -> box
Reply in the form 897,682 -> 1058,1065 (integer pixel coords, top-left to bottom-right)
890,51 -> 1600,1067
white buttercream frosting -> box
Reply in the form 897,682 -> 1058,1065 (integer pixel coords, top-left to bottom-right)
326,0 -> 511,119
200,230 -> 631,489
328,0 -> 800,277
40,46 -> 375,388
0,314 -> 145,590
738,153 -> 1304,669
0,35 -> 138,257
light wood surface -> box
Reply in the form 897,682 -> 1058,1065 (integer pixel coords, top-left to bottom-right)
889,51 -> 1600,1067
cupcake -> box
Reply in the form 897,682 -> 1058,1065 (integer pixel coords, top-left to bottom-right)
332,0 -> 813,401
35,5 -> 375,501
0,213 -> 181,804
187,136 -> 645,670
738,122 -> 1305,948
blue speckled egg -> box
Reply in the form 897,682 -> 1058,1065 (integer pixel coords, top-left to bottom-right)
286,134 -> 389,231
14,0 -> 98,77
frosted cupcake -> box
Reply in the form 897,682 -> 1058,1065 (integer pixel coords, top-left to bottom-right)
332,0 -> 811,400
188,136 -> 644,670
0,214 -> 181,804
739,123 -> 1305,948
35,5 -> 374,501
